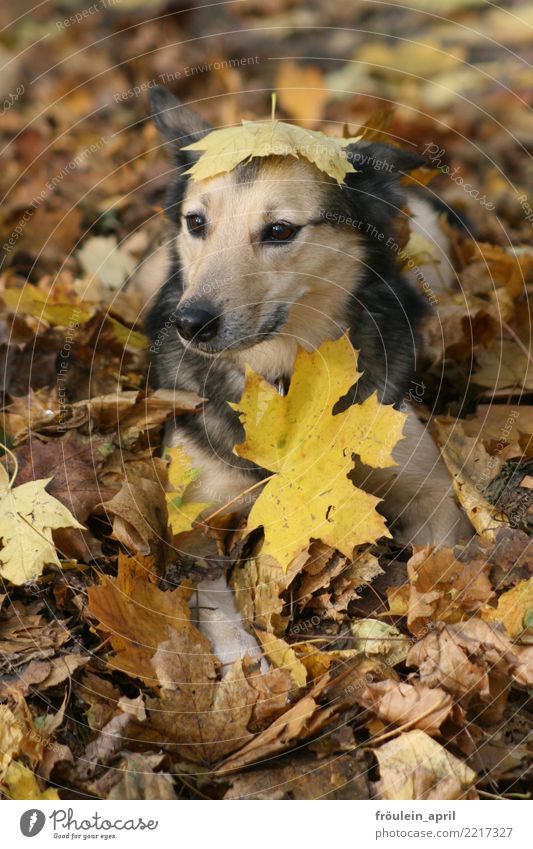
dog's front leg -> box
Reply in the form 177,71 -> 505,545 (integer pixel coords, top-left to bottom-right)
352,407 -> 472,548
164,423 -> 260,513
165,423 -> 266,672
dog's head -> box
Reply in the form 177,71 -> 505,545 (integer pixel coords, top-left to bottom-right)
150,86 -> 424,377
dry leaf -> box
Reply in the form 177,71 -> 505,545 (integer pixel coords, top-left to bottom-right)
405,545 -> 493,637
0,466 -> 83,584
77,236 -> 136,290
362,680 -> 453,736
225,747 -> 370,800
14,432 -> 114,523
276,61 -> 328,127
184,121 -> 362,184
350,619 -> 411,667
374,729 -> 477,800
87,552 -> 195,685
164,445 -> 210,535
100,458 -> 169,557
147,633 -> 257,764
435,419 -> 506,543
107,752 -> 177,800
473,341 -> 533,391
482,578 -> 533,641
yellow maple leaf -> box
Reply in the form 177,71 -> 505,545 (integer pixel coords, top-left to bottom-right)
108,317 -> 148,350
374,729 -> 477,800
1,284 -> 93,326
231,335 -> 405,570
164,445 -> 210,535
482,578 -> 533,640
0,466 -> 84,585
257,631 -> 307,688
3,761 -> 59,800
183,120 -> 362,184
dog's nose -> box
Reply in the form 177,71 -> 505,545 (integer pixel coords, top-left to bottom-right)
176,304 -> 220,342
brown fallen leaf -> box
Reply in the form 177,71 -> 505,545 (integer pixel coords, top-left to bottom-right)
225,748 -> 371,800
216,662 -> 365,775
408,622 -> 494,705
473,341 -> 533,392
295,543 -> 383,621
276,61 -> 328,127
361,680 -> 454,736
435,419 -> 506,542
405,545 -> 493,637
76,700 -> 145,782
0,654 -> 87,699
232,550 -> 294,635
374,729 -> 478,800
407,619 -> 530,724
146,633 -> 257,765
0,600 -> 70,669
73,387 -> 202,434
2,388 -> 65,444
485,527 -> 533,591
77,672 -> 122,733
107,752 -> 177,800
87,552 -> 195,685
14,432 -> 115,522
216,693 -> 320,775
99,457 -> 170,558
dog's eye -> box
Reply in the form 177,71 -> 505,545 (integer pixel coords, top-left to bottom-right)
261,221 -> 299,244
185,213 -> 206,237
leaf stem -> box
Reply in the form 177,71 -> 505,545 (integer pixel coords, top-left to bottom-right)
200,474 -> 274,525
271,92 -> 277,121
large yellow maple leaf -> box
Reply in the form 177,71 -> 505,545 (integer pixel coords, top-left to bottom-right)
231,335 -> 405,570
183,120 -> 361,184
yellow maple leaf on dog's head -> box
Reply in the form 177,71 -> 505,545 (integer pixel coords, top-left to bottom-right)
183,121 -> 362,184
231,335 -> 405,570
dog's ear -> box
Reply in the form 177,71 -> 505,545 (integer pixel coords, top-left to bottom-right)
346,141 -> 426,177
149,85 -> 212,167
342,141 -> 426,232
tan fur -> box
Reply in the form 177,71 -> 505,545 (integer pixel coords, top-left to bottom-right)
351,407 -> 470,547
165,427 -> 255,510
179,158 -> 363,380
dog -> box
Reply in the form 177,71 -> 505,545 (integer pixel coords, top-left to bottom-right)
145,85 -> 470,555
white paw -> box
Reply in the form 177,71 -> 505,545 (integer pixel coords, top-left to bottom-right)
191,576 -> 267,675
